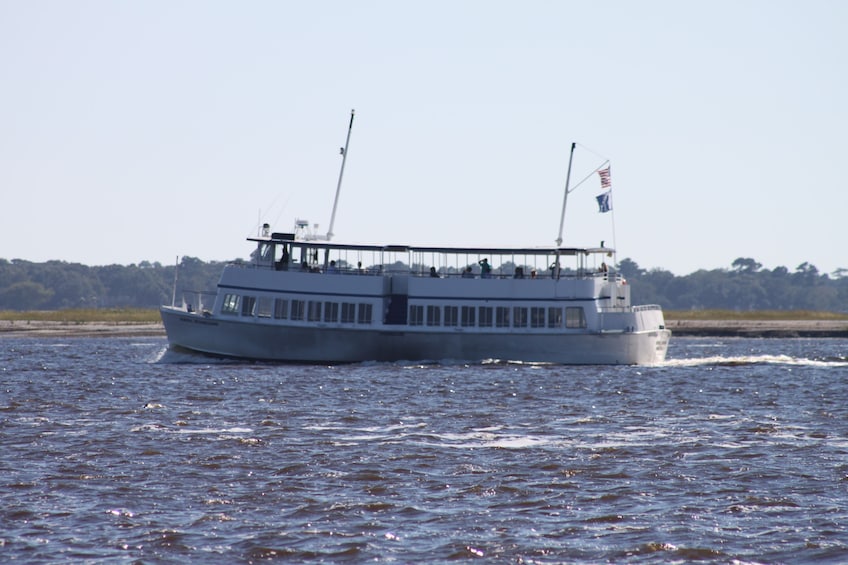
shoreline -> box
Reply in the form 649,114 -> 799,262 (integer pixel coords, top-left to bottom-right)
1,319 -> 846,339
0,320 -> 166,338
665,319 -> 848,338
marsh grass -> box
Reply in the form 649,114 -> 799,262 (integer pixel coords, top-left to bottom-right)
0,308 -> 161,323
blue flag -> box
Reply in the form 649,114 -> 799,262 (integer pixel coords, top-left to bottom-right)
596,191 -> 611,213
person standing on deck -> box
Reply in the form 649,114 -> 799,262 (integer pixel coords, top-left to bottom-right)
479,258 -> 492,279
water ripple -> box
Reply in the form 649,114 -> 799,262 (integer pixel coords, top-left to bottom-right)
1,336 -> 847,562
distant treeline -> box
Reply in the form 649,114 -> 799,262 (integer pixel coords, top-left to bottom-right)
619,258 -> 847,311
0,256 -> 223,311
0,256 -> 845,312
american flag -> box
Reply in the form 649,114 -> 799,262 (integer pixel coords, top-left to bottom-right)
597,167 -> 611,189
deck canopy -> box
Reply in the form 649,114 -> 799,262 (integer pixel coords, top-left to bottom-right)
248,235 -> 613,257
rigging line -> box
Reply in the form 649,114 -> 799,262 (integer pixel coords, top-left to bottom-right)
271,194 -> 292,231
567,159 -> 610,194
244,193 -> 292,238
247,193 -> 285,235
262,193 -> 283,220
576,142 -> 610,163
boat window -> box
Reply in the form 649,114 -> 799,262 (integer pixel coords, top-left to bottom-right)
291,300 -> 305,321
257,297 -> 273,318
357,303 -> 373,324
409,305 -> 424,326
308,301 -> 322,322
461,306 -> 475,327
341,303 -> 356,323
513,307 -> 527,328
253,242 -> 274,263
324,302 -> 339,323
444,306 -> 458,327
566,307 -> 587,329
241,296 -> 257,317
426,305 -> 441,326
496,307 -> 510,328
274,299 -> 288,319
530,307 -> 545,328
478,307 -> 493,328
547,307 -> 563,328
222,293 -> 240,315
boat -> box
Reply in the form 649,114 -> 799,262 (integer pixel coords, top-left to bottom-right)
160,112 -> 670,364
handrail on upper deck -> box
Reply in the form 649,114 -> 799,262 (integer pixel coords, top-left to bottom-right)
239,259 -> 626,282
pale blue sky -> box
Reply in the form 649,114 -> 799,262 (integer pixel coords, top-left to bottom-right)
1,0 -> 845,275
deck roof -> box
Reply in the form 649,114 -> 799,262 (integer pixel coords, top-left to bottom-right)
247,236 -> 613,256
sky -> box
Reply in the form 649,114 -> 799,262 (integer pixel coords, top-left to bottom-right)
1,0 -> 845,276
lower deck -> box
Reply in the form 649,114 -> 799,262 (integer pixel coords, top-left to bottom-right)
177,264 -> 665,338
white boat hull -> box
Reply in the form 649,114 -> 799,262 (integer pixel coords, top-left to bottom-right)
160,306 -> 670,365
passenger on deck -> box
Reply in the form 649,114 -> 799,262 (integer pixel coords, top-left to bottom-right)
530,269 -> 538,279
430,267 -> 439,278
462,266 -> 474,278
599,262 -> 608,273
479,258 -> 492,279
514,266 -> 524,279
276,246 -> 289,271
327,260 -> 339,274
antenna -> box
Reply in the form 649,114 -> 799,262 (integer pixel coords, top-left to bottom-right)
326,109 -> 355,240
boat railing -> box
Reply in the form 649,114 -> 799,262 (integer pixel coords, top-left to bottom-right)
180,289 -> 217,313
633,304 -> 663,312
239,260 -> 622,281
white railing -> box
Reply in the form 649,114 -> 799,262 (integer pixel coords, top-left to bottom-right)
633,304 -> 663,312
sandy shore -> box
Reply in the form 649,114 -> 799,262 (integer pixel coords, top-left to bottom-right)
1,319 -> 846,338
0,320 -> 166,338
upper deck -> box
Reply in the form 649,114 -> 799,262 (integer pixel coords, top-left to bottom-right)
245,232 -> 618,281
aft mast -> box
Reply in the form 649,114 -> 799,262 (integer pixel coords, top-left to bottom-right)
326,109 -> 355,241
552,142 -> 576,278
555,142 -> 576,247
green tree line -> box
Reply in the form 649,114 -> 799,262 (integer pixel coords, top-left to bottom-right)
0,257 -> 224,310
0,256 -> 845,312
619,258 -> 847,311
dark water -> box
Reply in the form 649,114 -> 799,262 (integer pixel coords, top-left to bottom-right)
1,337 -> 847,563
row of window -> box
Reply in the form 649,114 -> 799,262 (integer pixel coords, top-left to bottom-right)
222,292 -> 587,330
222,293 -> 374,324
409,305 -> 586,329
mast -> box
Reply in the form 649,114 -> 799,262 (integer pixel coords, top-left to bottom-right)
326,109 -> 355,241
555,142 -> 576,247
171,255 -> 179,307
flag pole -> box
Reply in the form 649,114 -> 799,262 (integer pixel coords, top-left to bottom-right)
555,142 -> 576,247
326,109 -> 355,241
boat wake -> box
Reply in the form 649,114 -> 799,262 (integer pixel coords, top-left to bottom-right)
662,354 -> 847,368
148,348 -> 846,369
149,346 -> 240,365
